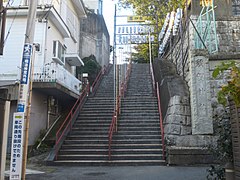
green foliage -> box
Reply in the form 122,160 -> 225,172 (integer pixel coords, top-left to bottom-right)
207,165 -> 225,180
212,61 -> 240,107
207,110 -> 233,179
76,55 -> 102,85
118,0 -> 186,61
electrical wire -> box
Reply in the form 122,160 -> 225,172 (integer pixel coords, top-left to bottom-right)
4,0 -> 23,45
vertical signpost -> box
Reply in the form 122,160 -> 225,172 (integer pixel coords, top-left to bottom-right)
10,45 -> 33,180
9,113 -> 25,180
9,1 -> 37,180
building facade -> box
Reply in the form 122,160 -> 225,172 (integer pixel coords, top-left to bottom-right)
0,0 -> 87,147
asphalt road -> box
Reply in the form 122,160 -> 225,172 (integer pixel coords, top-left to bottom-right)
23,165 -> 209,180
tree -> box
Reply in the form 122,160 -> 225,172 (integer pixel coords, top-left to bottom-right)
212,61 -> 240,107
118,0 -> 186,61
76,55 -> 101,85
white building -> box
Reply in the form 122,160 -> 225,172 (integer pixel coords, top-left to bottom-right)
0,0 -> 87,147
83,0 -> 103,14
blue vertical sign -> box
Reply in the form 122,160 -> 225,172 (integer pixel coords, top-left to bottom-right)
17,43 -> 32,113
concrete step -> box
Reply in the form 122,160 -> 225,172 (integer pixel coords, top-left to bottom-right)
59,148 -> 163,155
51,159 -> 165,166
61,143 -> 162,149
64,139 -> 161,144
57,154 -> 162,161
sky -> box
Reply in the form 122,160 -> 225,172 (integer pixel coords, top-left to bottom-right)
102,0 -> 115,45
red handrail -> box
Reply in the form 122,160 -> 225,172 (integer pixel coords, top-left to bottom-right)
55,64 -> 111,159
150,62 -> 165,160
156,82 -> 165,160
91,64 -> 112,94
150,61 -> 156,96
108,63 -> 131,160
55,84 -> 89,158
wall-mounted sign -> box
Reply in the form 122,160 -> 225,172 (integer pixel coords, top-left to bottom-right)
127,16 -> 149,22
10,112 -> 25,180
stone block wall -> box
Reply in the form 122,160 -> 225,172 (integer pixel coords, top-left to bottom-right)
164,96 -> 191,136
160,9 -> 240,165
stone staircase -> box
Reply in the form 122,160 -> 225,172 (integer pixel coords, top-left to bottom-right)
53,64 -> 164,166
53,67 -> 114,165
110,63 -> 165,165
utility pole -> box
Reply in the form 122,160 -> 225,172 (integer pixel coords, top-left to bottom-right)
9,1 -> 37,180
0,0 -> 6,55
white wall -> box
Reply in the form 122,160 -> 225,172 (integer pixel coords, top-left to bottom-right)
0,17 -> 25,79
0,16 -> 46,79
29,90 -> 48,145
83,0 -> 99,13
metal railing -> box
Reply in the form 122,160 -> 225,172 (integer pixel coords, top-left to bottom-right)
55,84 -> 89,159
91,65 -> 111,95
34,63 -> 81,95
108,63 -> 131,160
54,64 -> 110,159
156,82 -> 165,160
150,62 -> 165,160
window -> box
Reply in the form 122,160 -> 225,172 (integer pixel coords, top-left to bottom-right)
233,0 -> 240,16
52,40 -> 66,65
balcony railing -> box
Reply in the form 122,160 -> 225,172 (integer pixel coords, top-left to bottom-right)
33,63 -> 81,95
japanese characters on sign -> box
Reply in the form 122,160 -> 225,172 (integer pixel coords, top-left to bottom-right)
10,112 -> 25,180
117,34 -> 155,44
17,43 -> 32,113
117,25 -> 155,44
127,16 -> 148,22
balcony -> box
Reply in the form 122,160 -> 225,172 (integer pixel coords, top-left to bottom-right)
33,63 -> 81,98
65,53 -> 84,66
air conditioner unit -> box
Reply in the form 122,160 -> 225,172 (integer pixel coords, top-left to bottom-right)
52,40 -> 66,65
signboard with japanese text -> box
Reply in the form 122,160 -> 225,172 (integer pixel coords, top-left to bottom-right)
116,25 -> 155,44
127,16 -> 149,22
17,43 -> 32,113
117,34 -> 155,45
10,112 -> 25,180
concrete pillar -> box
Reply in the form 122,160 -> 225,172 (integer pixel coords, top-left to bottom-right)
0,100 -> 10,180
189,49 -> 213,134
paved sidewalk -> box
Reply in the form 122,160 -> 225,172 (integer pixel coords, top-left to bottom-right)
16,165 -> 208,180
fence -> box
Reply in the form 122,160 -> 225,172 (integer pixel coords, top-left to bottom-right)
33,62 -> 81,95
230,100 -> 240,179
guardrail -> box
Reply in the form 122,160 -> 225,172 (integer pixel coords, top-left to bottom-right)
150,62 -> 165,160
108,63 -> 131,160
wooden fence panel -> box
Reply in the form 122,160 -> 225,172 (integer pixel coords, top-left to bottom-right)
230,100 -> 240,179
